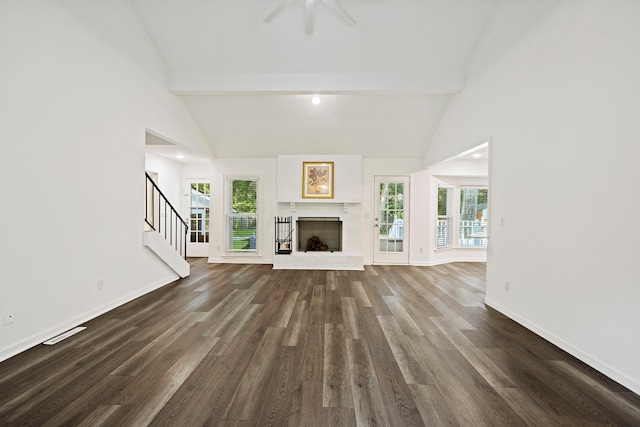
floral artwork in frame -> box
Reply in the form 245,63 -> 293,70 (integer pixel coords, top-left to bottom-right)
302,162 -> 334,199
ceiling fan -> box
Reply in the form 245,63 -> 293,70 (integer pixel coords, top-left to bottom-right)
263,0 -> 356,35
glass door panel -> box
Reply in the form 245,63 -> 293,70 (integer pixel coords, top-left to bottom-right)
374,176 -> 409,264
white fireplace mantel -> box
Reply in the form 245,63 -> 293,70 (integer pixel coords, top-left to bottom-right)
288,201 -> 355,212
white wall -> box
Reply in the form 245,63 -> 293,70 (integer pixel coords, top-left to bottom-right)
182,163 -> 212,182
145,152 -> 183,210
277,155 -> 362,203
424,0 -> 640,394
0,0 -> 208,361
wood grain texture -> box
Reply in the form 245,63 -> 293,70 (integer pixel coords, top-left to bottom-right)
323,324 -> 354,409
1,261 -> 639,426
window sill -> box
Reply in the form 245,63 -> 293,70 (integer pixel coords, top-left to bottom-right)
436,246 -> 487,251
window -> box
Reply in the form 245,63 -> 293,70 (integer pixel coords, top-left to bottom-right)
459,187 -> 488,247
225,177 -> 258,252
437,185 -> 453,248
189,182 -> 210,243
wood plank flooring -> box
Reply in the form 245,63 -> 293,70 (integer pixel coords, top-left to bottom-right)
1,260 -> 640,426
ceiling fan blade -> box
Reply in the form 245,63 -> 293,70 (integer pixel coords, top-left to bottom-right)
305,0 -> 314,35
263,0 -> 294,23
321,0 -> 356,26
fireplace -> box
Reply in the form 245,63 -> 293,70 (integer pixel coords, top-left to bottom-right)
297,217 -> 342,252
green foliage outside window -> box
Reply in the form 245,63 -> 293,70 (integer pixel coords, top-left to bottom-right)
228,178 -> 258,251
232,180 -> 257,213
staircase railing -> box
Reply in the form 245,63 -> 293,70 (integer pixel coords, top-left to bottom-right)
145,173 -> 188,259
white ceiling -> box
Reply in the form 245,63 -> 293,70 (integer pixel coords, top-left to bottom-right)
130,0 -> 548,160
181,93 -> 451,158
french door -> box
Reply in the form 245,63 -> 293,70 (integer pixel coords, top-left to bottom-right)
185,179 -> 210,257
373,176 -> 410,264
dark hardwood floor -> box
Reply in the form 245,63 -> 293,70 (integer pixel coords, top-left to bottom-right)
1,260 -> 640,426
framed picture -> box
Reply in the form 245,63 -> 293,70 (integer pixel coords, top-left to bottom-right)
302,161 -> 334,199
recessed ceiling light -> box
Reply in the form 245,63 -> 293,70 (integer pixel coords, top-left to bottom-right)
176,153 -> 185,159
472,153 -> 482,158
311,95 -> 321,105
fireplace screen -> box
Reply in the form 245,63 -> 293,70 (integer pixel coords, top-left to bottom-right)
297,217 -> 342,252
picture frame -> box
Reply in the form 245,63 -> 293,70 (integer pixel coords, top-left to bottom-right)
302,161 -> 334,199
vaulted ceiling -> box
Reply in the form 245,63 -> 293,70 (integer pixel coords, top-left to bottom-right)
132,0 -> 555,159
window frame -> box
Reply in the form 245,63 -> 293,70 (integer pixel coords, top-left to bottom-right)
224,176 -> 259,254
458,186 -> 489,248
188,181 -> 211,244
436,185 -> 454,249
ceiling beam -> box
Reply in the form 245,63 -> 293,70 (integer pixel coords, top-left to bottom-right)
168,71 -> 465,95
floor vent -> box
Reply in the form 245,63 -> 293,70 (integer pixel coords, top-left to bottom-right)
43,326 -> 87,345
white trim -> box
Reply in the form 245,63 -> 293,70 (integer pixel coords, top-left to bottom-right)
0,277 -> 175,363
221,252 -> 260,257
424,139 -> 490,170
484,297 -> 640,396
208,257 -> 273,265
169,71 -> 465,94
412,258 -> 486,267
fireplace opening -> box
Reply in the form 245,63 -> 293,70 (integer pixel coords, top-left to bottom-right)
297,217 -> 342,252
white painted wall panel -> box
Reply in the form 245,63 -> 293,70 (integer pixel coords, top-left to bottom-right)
424,0 -> 640,394
0,0 -> 208,361
277,155 -> 362,202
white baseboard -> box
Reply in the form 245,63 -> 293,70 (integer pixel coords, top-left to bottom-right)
484,297 -> 640,396
412,258 -> 486,267
208,257 -> 273,265
0,277 -> 176,363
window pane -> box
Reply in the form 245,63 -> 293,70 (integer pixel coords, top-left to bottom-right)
232,180 -> 257,214
437,186 -> 453,248
378,181 -> 405,253
459,187 -> 488,247
437,187 -> 448,216
226,178 -> 258,251
230,216 -> 257,250
189,181 -> 210,244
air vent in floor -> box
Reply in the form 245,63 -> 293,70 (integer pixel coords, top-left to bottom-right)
43,326 -> 87,345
